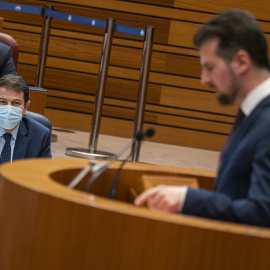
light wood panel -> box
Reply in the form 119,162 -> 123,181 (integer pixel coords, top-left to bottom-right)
0,158 -> 269,270
29,89 -> 47,115
0,17 -> 3,30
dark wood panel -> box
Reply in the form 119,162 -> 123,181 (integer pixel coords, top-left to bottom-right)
48,89 -> 234,123
173,0 -> 270,23
45,108 -> 227,150
52,0 -> 215,24
159,86 -> 238,116
2,0 -> 170,43
4,29 -> 40,54
17,65 -> 36,85
18,63 -> 232,117
0,9 -> 43,26
119,0 -> 175,7
46,96 -> 231,134
5,27 -> 200,78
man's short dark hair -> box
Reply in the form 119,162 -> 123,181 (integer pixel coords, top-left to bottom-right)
194,10 -> 270,70
0,74 -> 30,104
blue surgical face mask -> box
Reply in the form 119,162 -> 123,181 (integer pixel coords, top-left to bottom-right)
0,105 -> 23,130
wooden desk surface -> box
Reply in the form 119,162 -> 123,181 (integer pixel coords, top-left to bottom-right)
0,159 -> 269,270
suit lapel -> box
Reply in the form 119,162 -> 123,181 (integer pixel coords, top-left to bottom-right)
13,118 -> 29,160
220,95 -> 270,171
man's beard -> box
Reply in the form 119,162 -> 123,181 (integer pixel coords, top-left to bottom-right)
218,93 -> 236,105
214,69 -> 239,106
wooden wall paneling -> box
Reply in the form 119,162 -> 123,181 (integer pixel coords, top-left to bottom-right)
2,0 -> 255,150
0,8 -> 43,26
146,104 -> 234,123
173,0 -> 270,22
46,94 -> 231,135
168,20 -> 201,48
0,17 -> 3,30
41,2 -> 171,44
159,86 -> 238,116
29,90 -> 48,115
155,113 -> 231,134
47,88 -> 233,133
45,108 -> 227,150
120,0 -> 175,7
53,0 -> 214,23
17,65 -> 36,86
45,87 -> 231,136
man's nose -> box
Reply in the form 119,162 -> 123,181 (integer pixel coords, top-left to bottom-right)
201,70 -> 210,85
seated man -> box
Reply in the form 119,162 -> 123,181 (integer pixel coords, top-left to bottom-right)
0,42 -> 17,77
0,74 -> 51,163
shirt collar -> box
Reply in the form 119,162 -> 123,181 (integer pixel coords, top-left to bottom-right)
241,76 -> 270,116
0,123 -> 20,140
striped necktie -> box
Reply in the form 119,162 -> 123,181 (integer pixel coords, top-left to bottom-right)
0,133 -> 12,164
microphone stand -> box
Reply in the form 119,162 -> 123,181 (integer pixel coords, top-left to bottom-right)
67,132 -> 142,189
84,129 -> 154,192
83,134 -> 142,192
68,128 -> 155,193
108,152 -> 132,199
109,127 -> 155,199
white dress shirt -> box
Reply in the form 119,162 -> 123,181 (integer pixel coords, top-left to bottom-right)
241,76 -> 270,116
0,124 -> 20,162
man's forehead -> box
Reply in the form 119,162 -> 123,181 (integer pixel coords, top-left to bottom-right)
199,38 -> 220,64
0,87 -> 24,99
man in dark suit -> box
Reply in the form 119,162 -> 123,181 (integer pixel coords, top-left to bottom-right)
135,10 -> 270,227
0,74 -> 51,163
0,42 -> 17,77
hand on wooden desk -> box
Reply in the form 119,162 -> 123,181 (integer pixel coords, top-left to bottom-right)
134,185 -> 188,213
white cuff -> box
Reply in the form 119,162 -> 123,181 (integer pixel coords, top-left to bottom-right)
178,186 -> 188,212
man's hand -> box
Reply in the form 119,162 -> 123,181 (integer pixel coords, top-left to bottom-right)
134,185 -> 187,213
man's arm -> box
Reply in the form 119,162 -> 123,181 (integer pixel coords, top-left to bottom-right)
39,128 -> 52,158
0,43 -> 17,77
135,139 -> 270,227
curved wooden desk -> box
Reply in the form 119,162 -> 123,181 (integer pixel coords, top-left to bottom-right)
0,159 -> 269,270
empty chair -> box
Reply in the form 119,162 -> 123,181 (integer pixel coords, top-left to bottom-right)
25,111 -> 52,130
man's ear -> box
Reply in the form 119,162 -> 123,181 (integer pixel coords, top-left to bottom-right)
24,100 -> 31,112
231,50 -> 251,75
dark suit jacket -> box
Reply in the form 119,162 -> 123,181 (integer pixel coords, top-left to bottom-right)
182,95 -> 270,227
13,115 -> 52,160
0,42 -> 17,77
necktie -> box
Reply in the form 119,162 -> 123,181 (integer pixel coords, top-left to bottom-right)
219,109 -> 245,166
0,133 -> 12,164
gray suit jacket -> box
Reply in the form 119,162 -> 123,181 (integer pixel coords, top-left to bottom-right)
0,42 -> 17,77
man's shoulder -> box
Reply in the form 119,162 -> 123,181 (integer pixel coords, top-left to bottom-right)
0,42 -> 11,54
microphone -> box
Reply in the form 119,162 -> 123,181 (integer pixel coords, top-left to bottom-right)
84,128 -> 155,192
109,127 -> 155,199
67,129 -> 146,189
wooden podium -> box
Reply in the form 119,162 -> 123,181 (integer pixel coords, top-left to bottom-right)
0,159 -> 269,270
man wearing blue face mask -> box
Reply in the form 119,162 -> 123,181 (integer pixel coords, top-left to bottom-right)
0,74 -> 51,164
